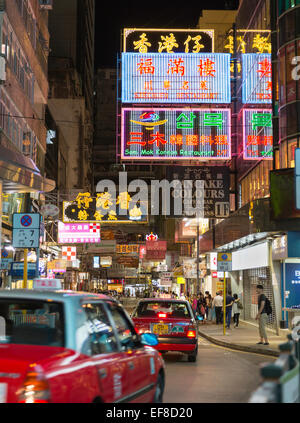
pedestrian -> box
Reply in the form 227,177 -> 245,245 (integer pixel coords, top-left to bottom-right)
212,291 -> 223,324
205,291 -> 213,321
255,284 -> 269,345
225,290 -> 235,329
192,294 -> 198,315
232,294 -> 242,328
197,293 -> 206,321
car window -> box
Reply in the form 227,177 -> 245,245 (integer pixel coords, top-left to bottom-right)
0,299 -> 64,347
109,306 -> 139,351
133,301 -> 191,318
81,302 -> 119,356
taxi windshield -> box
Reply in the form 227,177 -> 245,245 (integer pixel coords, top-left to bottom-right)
134,301 -> 191,318
0,299 -> 65,347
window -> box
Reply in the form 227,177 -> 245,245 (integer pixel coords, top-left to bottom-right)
0,299 -> 65,347
81,302 -> 118,356
134,301 -> 191,318
109,305 -> 139,351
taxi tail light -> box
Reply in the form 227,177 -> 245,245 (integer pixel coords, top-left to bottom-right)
157,313 -> 167,318
187,327 -> 197,338
17,369 -> 50,403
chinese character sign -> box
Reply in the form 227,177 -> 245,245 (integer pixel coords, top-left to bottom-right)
58,222 -> 101,244
123,29 -> 214,53
243,109 -> 273,160
122,53 -> 231,104
242,53 -> 272,104
121,108 -> 231,160
63,193 -> 148,224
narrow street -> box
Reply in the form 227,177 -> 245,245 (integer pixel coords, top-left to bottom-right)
163,337 -> 275,403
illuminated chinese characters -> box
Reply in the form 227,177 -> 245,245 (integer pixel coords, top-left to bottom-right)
124,29 -> 214,53
122,53 -> 231,104
242,53 -> 272,103
63,193 -> 148,223
122,108 -> 231,160
243,109 -> 273,160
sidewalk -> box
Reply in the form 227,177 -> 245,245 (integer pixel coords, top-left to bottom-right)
197,320 -> 291,357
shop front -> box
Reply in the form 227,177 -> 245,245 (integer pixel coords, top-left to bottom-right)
231,240 -> 280,333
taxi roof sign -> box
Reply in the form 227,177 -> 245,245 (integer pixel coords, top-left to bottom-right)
33,278 -> 62,290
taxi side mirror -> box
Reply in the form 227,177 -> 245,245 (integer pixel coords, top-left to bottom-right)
140,332 -> 158,347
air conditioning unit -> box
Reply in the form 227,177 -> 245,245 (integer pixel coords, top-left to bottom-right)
39,0 -> 53,10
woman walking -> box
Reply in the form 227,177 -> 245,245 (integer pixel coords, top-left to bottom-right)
232,293 -> 243,328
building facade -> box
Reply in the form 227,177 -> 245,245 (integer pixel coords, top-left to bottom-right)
0,0 -> 55,278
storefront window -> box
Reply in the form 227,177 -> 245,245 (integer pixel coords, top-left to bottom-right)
2,193 -> 27,226
288,139 -> 298,167
280,140 -> 288,168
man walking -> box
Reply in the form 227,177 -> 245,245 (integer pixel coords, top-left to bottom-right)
212,291 -> 223,324
255,284 -> 269,345
225,290 -> 235,329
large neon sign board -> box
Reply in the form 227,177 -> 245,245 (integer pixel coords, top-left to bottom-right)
242,53 -> 272,104
121,108 -> 231,161
243,108 -> 273,160
121,53 -> 231,104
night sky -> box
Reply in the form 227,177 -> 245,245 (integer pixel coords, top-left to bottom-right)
94,0 -> 239,68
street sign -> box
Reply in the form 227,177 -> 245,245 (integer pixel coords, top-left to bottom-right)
13,213 -> 40,229
12,228 -> 40,248
217,252 -> 232,271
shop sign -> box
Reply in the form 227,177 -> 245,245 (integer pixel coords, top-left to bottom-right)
116,244 -> 140,254
123,28 -> 214,54
160,278 -> 172,287
224,30 -> 271,54
62,246 -> 77,261
272,235 -> 288,260
243,109 -> 273,160
242,53 -> 272,103
10,262 -> 36,278
58,221 -> 100,244
177,277 -> 186,284
100,256 -> 112,267
210,253 -> 218,270
284,263 -> 300,308
145,241 -> 167,260
122,53 -> 231,104
122,108 -> 231,161
63,192 -> 147,224
166,166 -> 230,218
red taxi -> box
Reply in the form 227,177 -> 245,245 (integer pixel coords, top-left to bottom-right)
132,299 -> 198,362
0,287 -> 165,403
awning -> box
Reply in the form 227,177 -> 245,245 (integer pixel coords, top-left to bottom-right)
0,144 -> 55,193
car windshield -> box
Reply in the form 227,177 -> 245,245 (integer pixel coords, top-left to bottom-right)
134,301 -> 191,318
0,299 -> 65,347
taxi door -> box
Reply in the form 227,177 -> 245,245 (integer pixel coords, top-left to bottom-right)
80,301 -> 131,403
107,304 -> 155,403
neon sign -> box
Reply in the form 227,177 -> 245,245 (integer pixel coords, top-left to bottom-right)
242,53 -> 272,104
121,108 -> 231,160
243,109 -> 273,160
63,192 -> 148,224
122,53 -> 231,104
123,28 -> 214,53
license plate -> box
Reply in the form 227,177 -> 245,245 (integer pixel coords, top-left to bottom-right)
152,324 -> 169,335
0,383 -> 7,403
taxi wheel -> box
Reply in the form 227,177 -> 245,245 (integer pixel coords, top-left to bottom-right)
187,346 -> 198,362
153,374 -> 164,403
